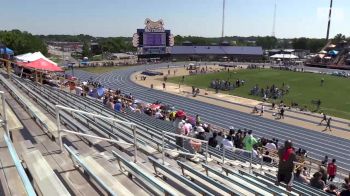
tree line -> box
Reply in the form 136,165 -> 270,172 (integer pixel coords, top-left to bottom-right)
0,30 -> 48,55
1,30 -> 349,56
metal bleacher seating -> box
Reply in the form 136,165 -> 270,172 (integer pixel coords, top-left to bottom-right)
148,156 -> 215,196
177,160 -> 241,196
1,134 -> 36,196
5,75 -> 336,196
22,150 -> 71,196
255,171 -> 331,196
201,164 -> 267,196
0,74 -> 58,140
13,76 -> 273,170
222,166 -> 297,195
64,144 -> 134,196
112,151 -> 179,196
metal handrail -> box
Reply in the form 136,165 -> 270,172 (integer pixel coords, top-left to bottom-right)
3,134 -> 37,196
56,105 -> 138,162
0,91 -> 9,137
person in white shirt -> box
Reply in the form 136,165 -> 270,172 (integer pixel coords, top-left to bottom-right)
221,135 -> 234,150
265,140 -> 277,151
260,105 -> 265,116
75,86 -> 83,96
154,109 -> 163,119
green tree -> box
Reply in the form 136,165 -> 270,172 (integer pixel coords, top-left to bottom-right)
292,37 -> 308,49
0,30 -> 47,55
333,33 -> 346,43
307,39 -> 326,53
256,36 -> 277,49
81,42 -> 91,58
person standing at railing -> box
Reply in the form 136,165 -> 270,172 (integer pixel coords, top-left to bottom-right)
173,110 -> 186,148
276,140 -> 297,192
243,130 -> 257,152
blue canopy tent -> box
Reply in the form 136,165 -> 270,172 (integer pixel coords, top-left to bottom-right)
0,47 -> 14,55
328,50 -> 339,57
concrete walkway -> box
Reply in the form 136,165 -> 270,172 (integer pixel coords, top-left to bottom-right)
131,66 -> 350,140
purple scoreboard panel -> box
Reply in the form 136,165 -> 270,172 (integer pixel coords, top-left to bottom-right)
143,33 -> 166,46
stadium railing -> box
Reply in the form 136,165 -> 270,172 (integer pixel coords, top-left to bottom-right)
3,134 -> 36,196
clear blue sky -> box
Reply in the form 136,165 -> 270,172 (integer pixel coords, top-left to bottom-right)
0,0 -> 348,38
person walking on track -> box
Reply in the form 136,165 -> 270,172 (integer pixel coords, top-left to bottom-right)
324,118 -> 332,132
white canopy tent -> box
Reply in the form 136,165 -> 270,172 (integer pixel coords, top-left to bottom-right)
15,52 -> 57,65
270,54 -> 299,59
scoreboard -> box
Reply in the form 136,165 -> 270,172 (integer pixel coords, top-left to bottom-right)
143,33 -> 166,47
133,18 -> 174,56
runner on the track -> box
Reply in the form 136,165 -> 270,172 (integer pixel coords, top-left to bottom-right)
319,113 -> 327,125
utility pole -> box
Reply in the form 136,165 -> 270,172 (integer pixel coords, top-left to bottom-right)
272,0 -> 277,37
326,0 -> 333,40
221,0 -> 226,39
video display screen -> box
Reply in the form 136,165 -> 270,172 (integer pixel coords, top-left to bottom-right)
143,33 -> 166,46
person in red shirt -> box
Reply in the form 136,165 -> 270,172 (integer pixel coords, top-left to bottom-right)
327,159 -> 337,182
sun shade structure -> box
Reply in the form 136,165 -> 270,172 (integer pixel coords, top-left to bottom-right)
270,54 -> 299,59
15,52 -> 57,65
18,58 -> 63,72
0,47 -> 14,55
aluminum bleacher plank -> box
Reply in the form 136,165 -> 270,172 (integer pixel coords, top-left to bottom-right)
0,138 -> 20,196
201,164 -> 265,196
23,150 -> 71,196
112,150 -> 180,196
0,75 -> 58,138
222,166 -> 289,196
177,160 -> 240,196
82,156 -> 135,196
64,144 -> 117,196
0,100 -> 23,131
148,156 -> 215,196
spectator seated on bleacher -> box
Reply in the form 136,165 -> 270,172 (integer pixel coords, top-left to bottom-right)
340,184 -> 350,196
294,168 -> 309,184
221,135 -> 234,150
310,172 -> 325,190
263,151 -> 273,163
324,184 -> 339,195
208,132 -> 218,148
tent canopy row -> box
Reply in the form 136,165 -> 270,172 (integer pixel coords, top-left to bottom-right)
15,52 -> 58,65
17,58 -> 63,72
15,51 -> 63,72
270,54 -> 299,59
0,47 -> 14,55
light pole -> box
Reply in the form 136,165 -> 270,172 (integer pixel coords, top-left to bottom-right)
326,0 -> 333,40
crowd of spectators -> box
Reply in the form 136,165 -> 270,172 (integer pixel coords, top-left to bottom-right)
72,79 -> 349,195
250,83 -> 290,100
